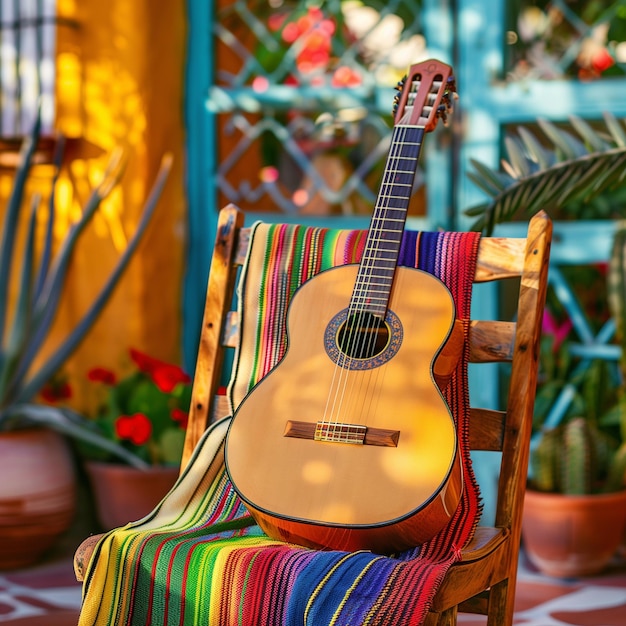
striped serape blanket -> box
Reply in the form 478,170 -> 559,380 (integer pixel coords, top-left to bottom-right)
78,222 -> 482,626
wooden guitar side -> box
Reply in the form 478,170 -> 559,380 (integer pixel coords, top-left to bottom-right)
226,264 -> 463,554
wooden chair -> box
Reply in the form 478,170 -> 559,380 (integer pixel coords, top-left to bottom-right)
75,204 -> 552,626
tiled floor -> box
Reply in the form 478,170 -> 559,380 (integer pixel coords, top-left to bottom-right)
0,540 -> 624,625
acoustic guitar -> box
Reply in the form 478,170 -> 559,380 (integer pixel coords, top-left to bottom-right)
226,59 -> 461,554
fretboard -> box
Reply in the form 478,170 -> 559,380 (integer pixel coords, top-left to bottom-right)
350,125 -> 425,317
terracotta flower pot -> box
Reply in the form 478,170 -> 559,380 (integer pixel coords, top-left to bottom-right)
0,428 -> 77,569
522,488 -> 626,578
85,461 -> 179,530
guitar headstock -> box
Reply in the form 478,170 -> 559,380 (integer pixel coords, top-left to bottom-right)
392,59 -> 456,131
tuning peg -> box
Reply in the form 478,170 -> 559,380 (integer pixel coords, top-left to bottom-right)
392,94 -> 401,116
395,75 -> 407,92
437,105 -> 449,126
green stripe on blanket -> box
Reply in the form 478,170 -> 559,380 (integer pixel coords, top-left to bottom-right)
79,223 -> 481,626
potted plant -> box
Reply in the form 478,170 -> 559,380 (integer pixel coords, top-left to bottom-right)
466,113 -> 626,577
522,416 -> 626,577
0,118 -> 171,568
77,347 -> 192,529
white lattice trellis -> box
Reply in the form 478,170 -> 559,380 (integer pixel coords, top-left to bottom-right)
0,0 -> 56,137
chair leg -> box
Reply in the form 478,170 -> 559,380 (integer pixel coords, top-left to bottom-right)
423,606 -> 457,626
422,612 -> 439,626
486,578 -> 513,626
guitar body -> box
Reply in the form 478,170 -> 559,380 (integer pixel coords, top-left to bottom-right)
225,264 -> 463,554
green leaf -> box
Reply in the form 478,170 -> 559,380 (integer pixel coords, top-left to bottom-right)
537,118 -> 587,160
34,137 -> 65,300
517,126 -> 553,170
603,112 -> 626,148
568,115 -> 610,152
503,136 -> 531,179
0,117 -> 40,345
467,158 -> 511,195
159,428 -> 185,465
468,149 -> 626,232
17,154 -> 172,402
0,194 -> 39,404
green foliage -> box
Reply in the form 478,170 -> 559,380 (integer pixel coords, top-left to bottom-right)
0,120 -> 172,469
465,113 -> 626,234
468,112 -> 626,494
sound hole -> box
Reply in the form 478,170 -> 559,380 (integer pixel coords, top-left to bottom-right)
337,312 -> 390,359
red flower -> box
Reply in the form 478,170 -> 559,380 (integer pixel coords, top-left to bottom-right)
151,365 -> 191,393
87,367 -> 117,385
129,348 -> 191,393
40,381 -> 72,403
592,48 -> 614,73
129,348 -> 163,374
171,408 -> 189,429
115,413 -> 152,446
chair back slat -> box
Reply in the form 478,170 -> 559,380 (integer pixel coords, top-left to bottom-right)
468,321 -> 515,363
468,408 -> 506,451
474,238 -> 526,281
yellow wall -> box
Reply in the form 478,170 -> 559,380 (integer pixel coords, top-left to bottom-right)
42,0 -> 187,406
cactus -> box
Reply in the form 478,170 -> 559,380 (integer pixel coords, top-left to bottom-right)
531,417 -> 625,495
608,222 -> 626,413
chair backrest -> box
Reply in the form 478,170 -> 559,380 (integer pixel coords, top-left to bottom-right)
183,204 -> 552,547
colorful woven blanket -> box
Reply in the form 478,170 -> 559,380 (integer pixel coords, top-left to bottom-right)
78,223 -> 482,626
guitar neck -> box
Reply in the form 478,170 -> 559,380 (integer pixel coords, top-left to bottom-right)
351,125 -> 425,317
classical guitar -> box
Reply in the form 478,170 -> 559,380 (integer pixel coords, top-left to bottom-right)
226,59 -> 461,554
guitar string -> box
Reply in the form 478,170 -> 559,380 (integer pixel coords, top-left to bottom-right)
322,110 -> 426,440
324,125 -> 411,440
345,124 -> 423,435
321,87 -> 425,439
321,80 -> 441,441
346,82 -> 441,394
318,125 -> 410,438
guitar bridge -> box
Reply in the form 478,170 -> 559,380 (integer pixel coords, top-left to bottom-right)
315,422 -> 367,444
284,420 -> 399,447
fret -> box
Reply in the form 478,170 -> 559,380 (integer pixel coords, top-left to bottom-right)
353,279 -> 396,288
375,198 -> 412,204
352,295 -> 387,304
362,240 -> 402,248
350,121 -> 425,314
353,279 -> 394,286
369,224 -> 406,229
356,259 -> 398,267
370,213 -> 408,220
361,251 -> 400,258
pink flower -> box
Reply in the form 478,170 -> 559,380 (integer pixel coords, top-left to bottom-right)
542,311 -> 572,352
331,66 -> 362,88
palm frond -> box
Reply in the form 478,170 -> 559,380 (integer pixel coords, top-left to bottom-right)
466,114 -> 626,233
